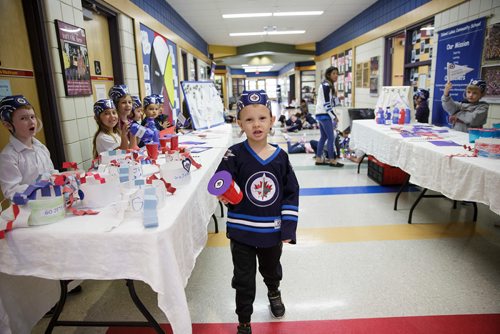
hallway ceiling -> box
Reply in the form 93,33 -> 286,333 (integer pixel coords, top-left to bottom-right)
166,0 -> 378,71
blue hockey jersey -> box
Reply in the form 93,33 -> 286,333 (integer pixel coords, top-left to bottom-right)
216,140 -> 299,248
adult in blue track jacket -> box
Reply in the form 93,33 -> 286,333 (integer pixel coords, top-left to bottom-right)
314,66 -> 344,167
215,90 -> 299,334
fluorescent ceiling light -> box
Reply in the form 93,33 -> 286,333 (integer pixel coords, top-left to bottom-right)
420,26 -> 435,31
230,31 -> 266,37
223,13 -> 272,18
244,66 -> 274,72
267,30 -> 305,35
273,11 -> 323,16
223,11 -> 323,18
230,30 -> 305,37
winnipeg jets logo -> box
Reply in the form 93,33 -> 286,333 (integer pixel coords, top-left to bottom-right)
249,93 -> 260,102
245,171 -> 278,207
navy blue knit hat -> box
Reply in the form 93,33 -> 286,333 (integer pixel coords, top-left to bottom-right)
414,89 -> 429,101
143,95 -> 157,108
155,94 -> 164,104
467,79 -> 487,93
93,99 -> 116,117
131,96 -> 142,109
237,90 -> 272,116
0,95 -> 32,122
108,84 -> 129,103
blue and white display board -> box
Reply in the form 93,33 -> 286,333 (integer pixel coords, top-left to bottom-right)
431,18 -> 486,126
181,81 -> 225,130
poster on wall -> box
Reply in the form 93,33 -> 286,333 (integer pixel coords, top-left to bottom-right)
481,66 -> 500,102
55,20 -> 92,96
181,81 -> 225,130
484,23 -> 500,61
431,18 -> 486,126
140,24 -> 180,124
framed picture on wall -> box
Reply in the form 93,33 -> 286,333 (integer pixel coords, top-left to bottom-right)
55,20 -> 92,96
484,23 -> 500,61
481,65 -> 500,103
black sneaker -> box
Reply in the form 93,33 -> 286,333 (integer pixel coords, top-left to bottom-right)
268,290 -> 285,318
237,323 -> 252,334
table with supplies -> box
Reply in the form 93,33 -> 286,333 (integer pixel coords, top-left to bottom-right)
351,120 -> 500,219
0,124 -> 232,334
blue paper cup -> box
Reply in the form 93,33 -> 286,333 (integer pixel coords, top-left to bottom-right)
468,128 -> 481,143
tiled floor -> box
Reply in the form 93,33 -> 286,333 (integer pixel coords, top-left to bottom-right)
32,124 -> 500,333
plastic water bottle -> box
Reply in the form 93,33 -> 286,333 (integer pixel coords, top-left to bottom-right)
129,121 -> 156,143
376,107 -> 384,124
404,108 -> 411,124
384,107 -> 391,125
398,108 -> 405,124
392,107 -> 400,124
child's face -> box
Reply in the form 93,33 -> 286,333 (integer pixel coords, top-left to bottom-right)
328,70 -> 338,82
466,88 -> 482,103
9,107 -> 37,141
133,107 -> 143,121
237,104 -> 275,143
144,104 -> 159,118
117,95 -> 133,119
99,108 -> 118,131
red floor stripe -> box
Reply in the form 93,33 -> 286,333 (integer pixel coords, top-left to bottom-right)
106,314 -> 500,334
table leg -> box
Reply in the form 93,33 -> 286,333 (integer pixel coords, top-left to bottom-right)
212,214 -> 219,234
394,174 -> 411,211
357,154 -> 367,174
126,280 -> 164,334
44,280 -> 165,333
44,280 -> 69,334
219,200 -> 224,217
408,188 -> 428,224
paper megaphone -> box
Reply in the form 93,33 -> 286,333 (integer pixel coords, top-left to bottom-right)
207,170 -> 243,205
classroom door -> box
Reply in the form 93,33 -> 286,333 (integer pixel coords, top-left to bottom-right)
83,10 -> 115,101
386,32 -> 406,86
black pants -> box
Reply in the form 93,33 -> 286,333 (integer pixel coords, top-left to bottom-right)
230,240 -> 283,323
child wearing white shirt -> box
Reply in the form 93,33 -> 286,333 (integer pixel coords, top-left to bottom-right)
0,95 -> 55,200
92,99 -> 127,157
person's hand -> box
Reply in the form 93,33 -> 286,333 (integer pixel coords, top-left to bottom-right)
162,120 -> 171,128
449,115 -> 457,124
282,239 -> 292,243
217,196 -> 228,205
444,82 -> 452,96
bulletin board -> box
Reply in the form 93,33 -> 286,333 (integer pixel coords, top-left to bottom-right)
140,24 -> 181,123
181,81 -> 225,130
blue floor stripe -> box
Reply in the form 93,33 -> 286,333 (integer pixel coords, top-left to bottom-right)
300,185 -> 419,196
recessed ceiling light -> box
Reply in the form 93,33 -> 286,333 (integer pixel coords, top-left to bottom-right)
223,13 -> 272,18
273,11 -> 323,16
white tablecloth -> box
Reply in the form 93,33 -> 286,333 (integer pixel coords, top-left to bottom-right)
0,124 -> 233,334
351,120 -> 500,215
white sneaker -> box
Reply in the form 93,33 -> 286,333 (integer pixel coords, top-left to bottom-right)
282,133 -> 291,142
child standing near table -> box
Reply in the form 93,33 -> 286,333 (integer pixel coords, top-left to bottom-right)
442,79 -> 489,132
92,98 -> 127,157
131,95 -> 143,124
0,95 -> 55,200
215,90 -> 299,334
414,89 -> 430,123
109,84 -> 137,148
